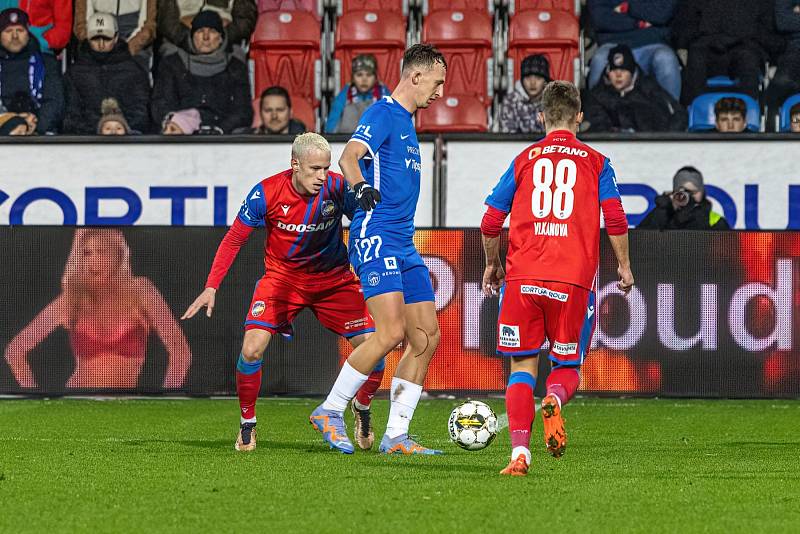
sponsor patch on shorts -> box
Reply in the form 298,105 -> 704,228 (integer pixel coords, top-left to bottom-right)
520,285 -> 569,302
367,271 -> 381,287
499,324 -> 520,348
251,300 -> 266,317
552,341 -> 577,355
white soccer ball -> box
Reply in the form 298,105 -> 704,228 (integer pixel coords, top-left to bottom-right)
448,400 -> 498,451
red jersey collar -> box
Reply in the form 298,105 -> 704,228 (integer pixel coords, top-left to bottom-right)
545,129 -> 576,140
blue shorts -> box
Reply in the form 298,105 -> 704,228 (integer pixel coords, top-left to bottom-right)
351,248 -> 435,303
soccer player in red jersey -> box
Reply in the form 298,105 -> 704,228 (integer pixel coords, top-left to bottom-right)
182,133 -> 385,453
480,81 -> 635,476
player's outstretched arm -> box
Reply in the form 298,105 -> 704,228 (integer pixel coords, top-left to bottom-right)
181,287 -> 216,319
339,141 -> 381,211
609,233 -> 634,294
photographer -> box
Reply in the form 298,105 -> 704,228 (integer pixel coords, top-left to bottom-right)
638,166 -> 730,230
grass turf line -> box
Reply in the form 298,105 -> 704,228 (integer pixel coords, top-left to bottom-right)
1,398 -> 799,533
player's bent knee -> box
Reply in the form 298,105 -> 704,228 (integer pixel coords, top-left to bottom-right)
377,325 -> 405,351
240,347 -> 264,363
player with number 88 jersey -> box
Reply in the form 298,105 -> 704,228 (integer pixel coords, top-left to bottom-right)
481,81 -> 633,476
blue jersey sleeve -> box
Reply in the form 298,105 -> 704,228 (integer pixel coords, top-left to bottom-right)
342,189 -> 358,221
237,183 -> 267,227
349,103 -> 391,155
598,158 -> 622,202
485,161 -> 518,212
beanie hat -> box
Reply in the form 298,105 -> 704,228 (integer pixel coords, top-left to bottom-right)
0,8 -> 29,33
352,54 -> 377,76
0,112 -> 28,135
520,54 -> 550,81
673,166 -> 704,193
191,10 -> 224,36
97,98 -> 131,134
606,44 -> 637,74
163,108 -> 201,134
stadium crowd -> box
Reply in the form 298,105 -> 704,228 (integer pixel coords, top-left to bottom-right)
0,0 -> 799,136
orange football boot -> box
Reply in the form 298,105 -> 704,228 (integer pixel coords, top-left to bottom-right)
499,454 -> 529,476
541,394 -> 567,458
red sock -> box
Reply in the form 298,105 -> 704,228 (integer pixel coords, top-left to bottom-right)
506,372 -> 536,451
546,366 -> 580,406
236,355 -> 262,421
355,368 -> 384,407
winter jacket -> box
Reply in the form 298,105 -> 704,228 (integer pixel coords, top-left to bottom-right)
0,37 -> 63,132
775,0 -> 800,49
0,0 -> 73,52
588,0 -> 677,48
325,82 -> 390,133
64,40 -> 151,134
151,40 -> 252,133
674,0 -> 784,61
585,70 -> 687,132
498,80 -> 545,134
74,0 -> 158,55
157,0 -> 257,49
638,194 -> 730,230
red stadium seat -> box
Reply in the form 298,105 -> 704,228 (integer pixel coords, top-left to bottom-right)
512,0 -> 578,15
422,9 -> 494,101
424,0 -> 493,14
249,11 -> 322,122
416,94 -> 488,132
257,0 -> 321,19
339,0 -> 404,14
250,96 -> 316,132
508,9 -> 580,83
334,10 -> 407,91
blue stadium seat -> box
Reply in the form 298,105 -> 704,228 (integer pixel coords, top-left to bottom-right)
706,76 -> 737,88
779,94 -> 800,132
688,92 -> 760,132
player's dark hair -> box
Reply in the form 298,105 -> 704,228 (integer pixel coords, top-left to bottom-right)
541,81 -> 581,126
714,97 -> 746,118
402,43 -> 447,73
260,86 -> 292,108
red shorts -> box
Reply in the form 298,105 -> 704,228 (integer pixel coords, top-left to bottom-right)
496,279 -> 596,366
245,270 -> 374,338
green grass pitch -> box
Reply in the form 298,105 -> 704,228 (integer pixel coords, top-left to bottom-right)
1,398 -> 799,533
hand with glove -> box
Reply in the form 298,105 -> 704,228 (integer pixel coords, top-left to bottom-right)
353,181 -> 381,211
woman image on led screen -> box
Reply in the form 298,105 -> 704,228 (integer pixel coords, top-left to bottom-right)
3,229 -> 192,390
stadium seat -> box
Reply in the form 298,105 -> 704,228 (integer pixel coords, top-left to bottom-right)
422,9 -> 494,100
510,0 -> 579,15
416,94 -> 488,132
688,93 -> 760,132
250,96 -> 316,132
779,94 -> 800,132
507,9 -> 580,83
249,11 -> 322,124
258,0 -> 321,19
339,0 -> 405,14
333,10 -> 407,91
423,0 -> 493,14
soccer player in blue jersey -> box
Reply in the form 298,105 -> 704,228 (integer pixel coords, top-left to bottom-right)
310,44 -> 447,455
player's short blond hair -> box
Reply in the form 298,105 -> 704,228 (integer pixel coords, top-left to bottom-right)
292,132 -> 331,160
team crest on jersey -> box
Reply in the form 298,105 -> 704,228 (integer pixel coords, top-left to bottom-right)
367,271 -> 381,287
321,200 -> 335,218
251,300 -> 266,317
499,324 -> 520,348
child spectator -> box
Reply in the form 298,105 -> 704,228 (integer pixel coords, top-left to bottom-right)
498,54 -> 549,134
324,54 -> 389,134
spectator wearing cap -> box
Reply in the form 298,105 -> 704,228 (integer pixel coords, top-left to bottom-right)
498,54 -> 549,134
712,97 -> 747,133
157,0 -> 256,52
765,0 -> 800,124
587,0 -> 681,100
161,107 -> 199,134
97,97 -> 131,134
638,166 -> 729,230
324,54 -> 390,134
0,7 -> 63,133
74,0 -> 157,58
674,0 -> 784,104
151,10 -> 252,134
0,0 -> 73,53
64,12 -> 150,134
584,44 -> 686,132
238,85 -> 306,134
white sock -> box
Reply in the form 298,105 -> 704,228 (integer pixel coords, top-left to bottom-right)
241,416 -> 256,425
512,446 -> 531,466
322,361 -> 369,414
385,377 -> 423,439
